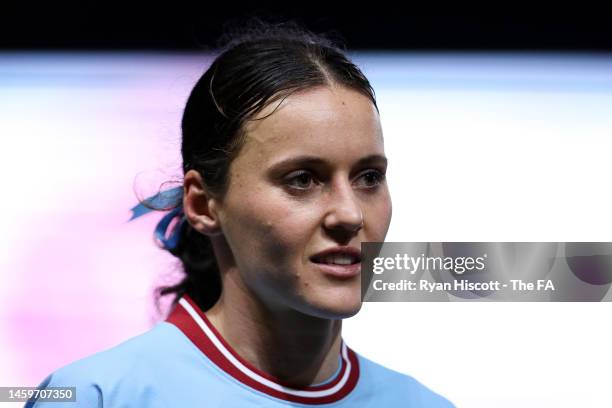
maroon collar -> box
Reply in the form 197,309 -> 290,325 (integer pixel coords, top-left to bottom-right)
166,294 -> 360,404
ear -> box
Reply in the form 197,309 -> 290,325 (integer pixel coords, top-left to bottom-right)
182,169 -> 223,236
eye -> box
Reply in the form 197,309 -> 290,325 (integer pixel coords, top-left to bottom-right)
285,170 -> 316,190
355,169 -> 386,188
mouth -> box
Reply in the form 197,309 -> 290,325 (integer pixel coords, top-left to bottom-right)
310,253 -> 361,265
310,249 -> 361,279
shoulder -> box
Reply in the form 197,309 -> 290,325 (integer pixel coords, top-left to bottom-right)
26,322 -> 193,407
356,353 -> 456,408
45,322 -> 190,379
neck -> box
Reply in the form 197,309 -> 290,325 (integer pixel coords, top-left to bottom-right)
204,270 -> 343,388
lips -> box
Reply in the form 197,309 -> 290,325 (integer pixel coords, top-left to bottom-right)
315,253 -> 358,265
310,246 -> 361,265
309,246 -> 362,279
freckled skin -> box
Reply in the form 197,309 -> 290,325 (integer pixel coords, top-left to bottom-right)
207,85 -> 392,319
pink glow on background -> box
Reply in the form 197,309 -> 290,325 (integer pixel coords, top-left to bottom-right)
0,53 -> 212,385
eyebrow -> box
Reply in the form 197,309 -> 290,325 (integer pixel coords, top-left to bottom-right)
268,154 -> 388,173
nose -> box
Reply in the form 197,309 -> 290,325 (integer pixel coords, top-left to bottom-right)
323,180 -> 364,236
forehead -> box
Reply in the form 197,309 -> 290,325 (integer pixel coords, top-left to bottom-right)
238,86 -> 383,164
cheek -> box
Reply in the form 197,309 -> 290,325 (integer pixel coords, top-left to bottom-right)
366,191 -> 392,239
225,191 -> 313,266
259,210 -> 316,266
225,196 -> 318,299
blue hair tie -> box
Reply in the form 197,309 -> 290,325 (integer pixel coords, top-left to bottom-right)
128,186 -> 186,251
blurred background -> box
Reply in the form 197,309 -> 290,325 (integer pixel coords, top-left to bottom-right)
1,5 -> 611,407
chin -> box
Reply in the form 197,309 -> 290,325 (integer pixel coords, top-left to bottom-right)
328,304 -> 362,319
305,295 -> 364,320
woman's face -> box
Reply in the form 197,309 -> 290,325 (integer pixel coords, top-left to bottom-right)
214,85 -> 392,319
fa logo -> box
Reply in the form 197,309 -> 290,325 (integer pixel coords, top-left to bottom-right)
537,280 -> 555,291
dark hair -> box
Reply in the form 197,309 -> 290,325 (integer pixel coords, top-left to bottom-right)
148,17 -> 378,314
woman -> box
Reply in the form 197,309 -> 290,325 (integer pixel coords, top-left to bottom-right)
28,20 -> 454,407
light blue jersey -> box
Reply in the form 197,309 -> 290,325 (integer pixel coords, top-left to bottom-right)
26,295 -> 454,407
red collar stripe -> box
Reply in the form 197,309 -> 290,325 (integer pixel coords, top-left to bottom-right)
165,295 -> 360,404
